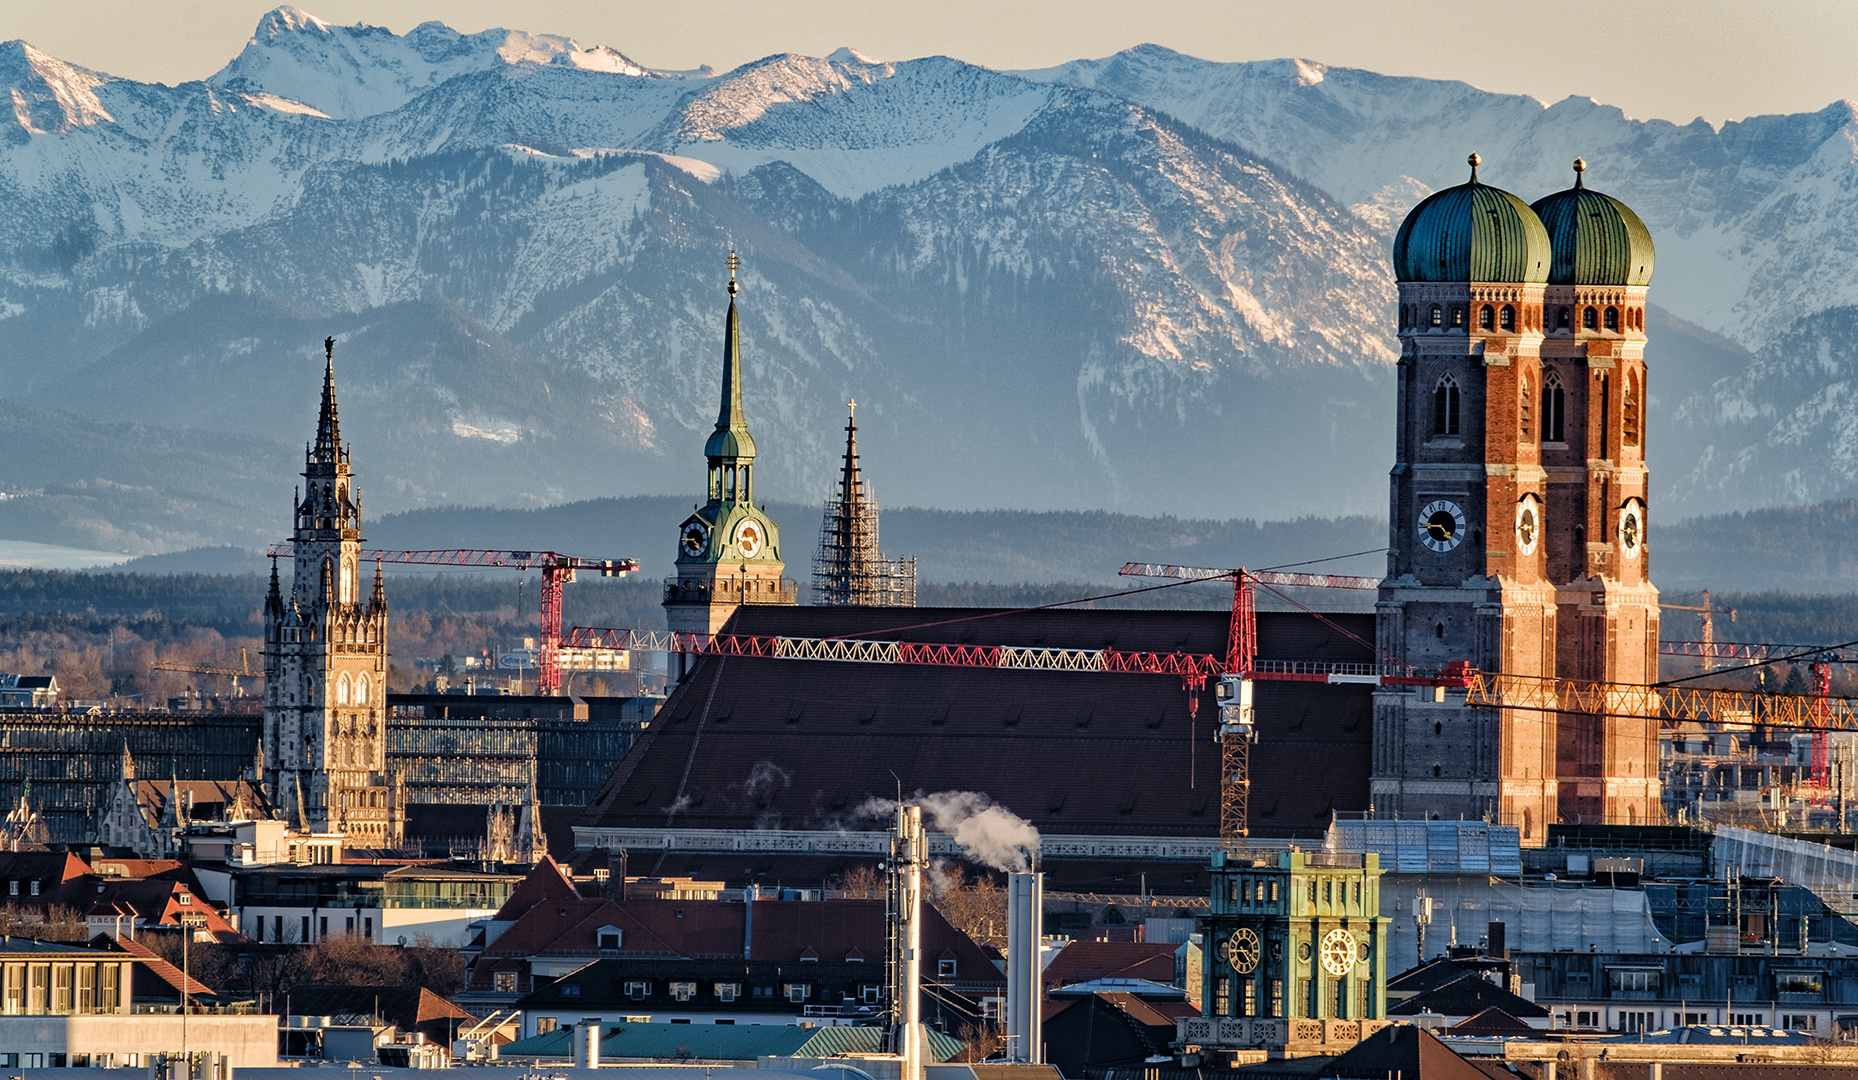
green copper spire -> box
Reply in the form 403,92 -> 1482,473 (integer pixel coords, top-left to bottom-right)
704,250 -> 758,463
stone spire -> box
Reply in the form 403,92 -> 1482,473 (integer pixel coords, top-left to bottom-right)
313,336 -> 341,464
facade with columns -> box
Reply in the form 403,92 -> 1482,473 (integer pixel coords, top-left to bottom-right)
263,339 -> 405,846
1374,157 -> 1659,837
663,255 -> 797,685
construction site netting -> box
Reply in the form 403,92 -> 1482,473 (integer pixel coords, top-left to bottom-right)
1714,825 -> 1858,912
1325,820 -> 1670,958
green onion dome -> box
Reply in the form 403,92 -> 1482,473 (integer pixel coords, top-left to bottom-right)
1528,159 -> 1654,287
1393,153 -> 1551,284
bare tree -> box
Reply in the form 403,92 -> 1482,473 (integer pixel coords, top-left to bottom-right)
928,863 -> 1006,952
840,864 -> 886,899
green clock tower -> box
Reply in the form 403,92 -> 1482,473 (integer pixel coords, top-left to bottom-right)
664,253 -> 796,685
1201,850 -> 1389,1024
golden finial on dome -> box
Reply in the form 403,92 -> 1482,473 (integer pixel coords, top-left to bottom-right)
1467,152 -> 1481,182
1573,158 -> 1587,188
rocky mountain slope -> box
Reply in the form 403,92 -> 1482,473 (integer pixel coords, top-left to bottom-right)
2,13 -> 1857,553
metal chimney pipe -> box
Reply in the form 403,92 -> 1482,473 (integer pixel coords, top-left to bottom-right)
1006,871 -> 1044,1064
894,805 -> 926,1080
574,1018 -> 600,1069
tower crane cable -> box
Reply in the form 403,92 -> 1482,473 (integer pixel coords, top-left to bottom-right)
1652,637 -> 1858,688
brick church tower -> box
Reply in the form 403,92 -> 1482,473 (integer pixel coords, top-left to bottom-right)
1372,156 -> 1659,838
263,338 -> 403,846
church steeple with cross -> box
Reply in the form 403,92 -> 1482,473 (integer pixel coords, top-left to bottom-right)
663,252 -> 795,684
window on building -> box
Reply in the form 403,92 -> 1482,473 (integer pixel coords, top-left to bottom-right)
1584,306 -> 1598,330
1558,306 -> 1571,329
1501,305 -> 1516,331
862,984 -> 882,1004
598,927 -> 622,951
536,1017 -> 559,1035
1783,1014 -> 1818,1031
626,980 -> 650,1000
1576,1010 -> 1599,1028
1214,978 -> 1230,1017
671,982 -> 697,1002
1605,307 -> 1620,331
1611,969 -> 1661,993
1732,1012 -> 1765,1025
1778,972 -> 1824,994
1270,979 -> 1283,1018
1450,306 -> 1464,328
1623,374 -> 1640,446
715,983 -> 740,1002
938,958 -> 958,978
1542,373 -> 1566,442
1433,374 -> 1460,436
1270,882 -> 1279,902
495,971 -> 517,993
28,880 -> 38,897
559,984 -> 580,997
1479,304 -> 1495,330
1242,979 -> 1257,1017
1429,305 -> 1442,327
784,983 -> 811,1003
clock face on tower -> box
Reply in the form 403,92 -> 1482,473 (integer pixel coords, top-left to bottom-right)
680,520 -> 709,557
735,520 -> 765,560
1516,499 -> 1540,556
1620,505 -> 1643,560
1417,499 -> 1468,552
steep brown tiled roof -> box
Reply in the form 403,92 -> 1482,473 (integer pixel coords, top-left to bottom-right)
117,935 -> 216,997
1326,1024 -> 1492,1080
577,607 -> 1373,840
1043,940 -> 1178,989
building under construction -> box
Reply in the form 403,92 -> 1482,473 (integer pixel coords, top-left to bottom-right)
812,403 -> 916,607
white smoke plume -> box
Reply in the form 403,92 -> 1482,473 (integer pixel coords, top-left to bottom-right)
858,789 -> 1041,873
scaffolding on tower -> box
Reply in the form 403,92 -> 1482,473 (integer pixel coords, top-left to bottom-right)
812,401 -> 916,607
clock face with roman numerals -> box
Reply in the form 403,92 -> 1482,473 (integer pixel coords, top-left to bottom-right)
1418,500 -> 1467,553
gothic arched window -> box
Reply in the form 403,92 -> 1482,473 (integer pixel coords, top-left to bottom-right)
1623,372 -> 1641,446
1541,372 -> 1566,443
356,678 -> 368,706
1500,305 -> 1516,331
337,674 -> 350,706
1519,376 -> 1533,440
1479,305 -> 1495,330
1450,306 -> 1465,329
1429,305 -> 1442,327
1583,306 -> 1598,330
1605,306 -> 1620,331
1432,374 -> 1461,437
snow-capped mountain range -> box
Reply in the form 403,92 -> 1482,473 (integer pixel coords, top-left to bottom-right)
0,9 -> 1855,554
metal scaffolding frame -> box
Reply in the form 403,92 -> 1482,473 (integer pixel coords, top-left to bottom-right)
813,402 -> 915,607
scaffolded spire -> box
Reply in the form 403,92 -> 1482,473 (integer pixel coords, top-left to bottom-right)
812,401 -> 915,607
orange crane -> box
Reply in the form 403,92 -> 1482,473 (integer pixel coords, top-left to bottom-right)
266,545 -> 640,695
1659,592 -> 1736,669
151,648 -> 262,695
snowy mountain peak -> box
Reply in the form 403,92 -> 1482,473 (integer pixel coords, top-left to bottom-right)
255,6 -> 332,37
827,47 -> 881,66
0,41 -> 114,134
210,8 -> 683,119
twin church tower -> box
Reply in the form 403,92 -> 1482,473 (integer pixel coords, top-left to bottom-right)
1376,156 -> 1659,835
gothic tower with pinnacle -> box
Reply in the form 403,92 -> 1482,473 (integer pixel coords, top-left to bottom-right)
263,338 -> 403,846
664,254 -> 796,685
1373,157 -> 1659,839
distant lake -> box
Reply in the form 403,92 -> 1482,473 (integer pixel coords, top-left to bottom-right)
0,540 -> 132,570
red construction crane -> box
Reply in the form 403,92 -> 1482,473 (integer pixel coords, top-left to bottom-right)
266,545 -> 640,696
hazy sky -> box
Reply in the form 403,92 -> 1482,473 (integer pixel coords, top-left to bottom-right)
9,0 -> 1856,127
